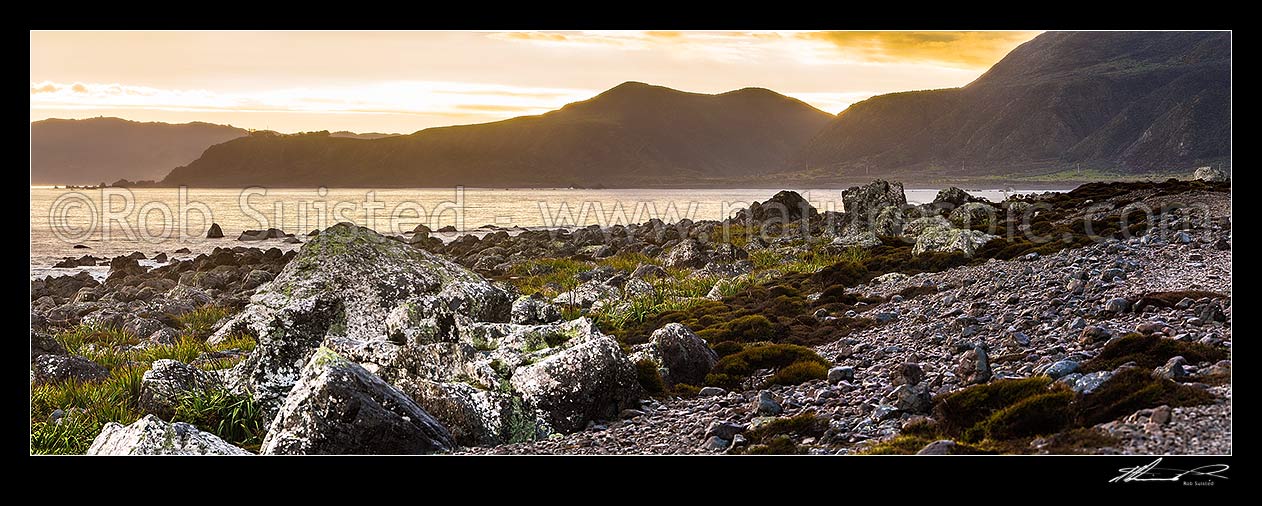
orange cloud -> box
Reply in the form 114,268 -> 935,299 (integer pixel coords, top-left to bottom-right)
800,31 -> 1041,68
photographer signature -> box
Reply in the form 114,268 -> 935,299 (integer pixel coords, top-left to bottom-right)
1110,458 -> 1229,483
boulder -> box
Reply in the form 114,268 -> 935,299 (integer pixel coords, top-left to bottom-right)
842,180 -> 907,234
948,202 -> 999,229
932,187 -> 977,208
662,239 -> 710,269
206,223 -> 224,239
631,323 -> 718,387
509,328 -> 642,433
903,215 -> 952,238
830,230 -> 881,249
87,414 -> 250,455
631,264 -> 669,280
31,355 -> 109,385
955,345 -> 991,385
260,348 -> 455,455
738,190 -> 817,223
31,330 -> 66,360
138,359 -> 224,419
1193,166 -> 1228,182
912,226 -> 997,257
510,295 -> 562,325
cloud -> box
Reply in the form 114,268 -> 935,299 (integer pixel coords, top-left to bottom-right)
29,80 -> 596,120
799,31 -> 1041,68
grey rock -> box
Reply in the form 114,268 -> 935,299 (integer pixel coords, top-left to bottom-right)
206,223 -> 224,239
31,330 -> 66,360
1153,356 -> 1188,381
755,390 -> 783,416
1193,166 -> 1228,182
948,202 -> 997,229
698,386 -> 727,397
828,366 -> 855,384
510,296 -> 562,325
912,226 -> 997,257
1080,325 -> 1112,345
893,384 -> 932,414
630,264 -> 669,280
31,354 -> 109,385
261,347 -> 455,455
88,414 -> 250,455
916,440 -> 957,455
955,345 -> 991,385
510,333 -> 642,433
1105,297 -> 1132,313
1073,371 -> 1114,394
1010,331 -> 1031,347
636,323 -> 718,387
662,239 -> 710,269
702,436 -> 731,450
138,359 -> 223,419
1044,360 -> 1080,379
705,420 -> 747,440
891,362 -> 924,386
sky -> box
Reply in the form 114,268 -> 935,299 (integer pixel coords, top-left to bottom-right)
30,30 -> 1041,134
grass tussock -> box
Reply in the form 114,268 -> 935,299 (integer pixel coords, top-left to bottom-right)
1080,333 -> 1227,373
705,343 -> 828,389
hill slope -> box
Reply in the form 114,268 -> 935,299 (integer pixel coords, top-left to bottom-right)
31,118 -> 249,185
160,82 -> 833,187
798,31 -> 1231,177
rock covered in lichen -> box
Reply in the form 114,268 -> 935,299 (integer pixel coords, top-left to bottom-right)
912,226 -> 997,257
260,347 -> 455,455
88,414 -> 250,455
138,359 -> 224,419
630,323 -> 718,387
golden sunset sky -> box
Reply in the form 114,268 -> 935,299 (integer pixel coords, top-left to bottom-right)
30,30 -> 1041,134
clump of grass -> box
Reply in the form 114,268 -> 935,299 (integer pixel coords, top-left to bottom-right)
1080,333 -> 1227,373
1132,290 -> 1227,312
696,314 -> 777,344
505,258 -> 592,298
741,436 -> 804,455
748,249 -> 781,269
30,414 -> 105,455
597,252 -> 659,272
1073,368 -> 1215,426
171,389 -> 265,452
705,343 -> 828,389
176,306 -> 233,340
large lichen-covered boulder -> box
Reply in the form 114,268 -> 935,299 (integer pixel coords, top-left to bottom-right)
932,187 -> 978,208
912,226 -> 998,257
948,202 -> 999,229
903,215 -> 952,238
1193,166 -> 1228,182
631,323 -> 718,387
138,360 -> 224,419
509,328 -> 642,433
842,180 -> 907,222
87,414 -> 250,455
662,239 -> 710,269
552,279 -> 620,309
260,348 -> 455,455
209,222 -> 509,415
510,295 -> 562,325
213,223 -> 644,448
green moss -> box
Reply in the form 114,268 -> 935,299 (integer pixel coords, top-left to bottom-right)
933,377 -> 1055,436
746,413 -> 826,443
770,361 -> 827,386
1074,368 -> 1215,426
671,383 -> 701,397
705,343 -> 827,389
1081,333 -> 1227,373
1133,290 -> 1227,312
635,359 -> 666,394
860,435 -> 942,455
740,435 -> 804,455
976,390 -> 1074,442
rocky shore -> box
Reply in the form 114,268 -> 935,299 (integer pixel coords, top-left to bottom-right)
30,176 -> 1231,455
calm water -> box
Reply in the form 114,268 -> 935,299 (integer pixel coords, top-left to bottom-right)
30,186 -> 1057,279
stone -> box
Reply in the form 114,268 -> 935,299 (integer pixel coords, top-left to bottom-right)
636,323 -> 718,387
871,272 -> 909,285
955,345 -> 991,385
1151,405 -> 1172,425
662,239 -> 710,269
1105,297 -> 1131,313
1153,356 -> 1188,381
828,366 -> 855,384
1044,360 -> 1080,379
1080,325 -> 1112,345
698,387 -> 726,397
31,330 -> 66,360
552,279 -> 620,309
842,180 -> 907,223
912,226 -> 997,257
88,415 -> 251,455
891,362 -> 925,386
948,202 -> 997,229
30,355 -> 109,385
510,295 -> 562,325
206,223 -> 224,238
893,384 -> 932,414
630,264 -> 668,280
509,334 -> 642,433
261,348 -> 456,455
830,231 -> 881,249
903,215 -> 952,238
916,440 -> 957,455
702,436 -> 731,451
1192,166 -> 1228,182
755,390 -> 783,416
137,359 -> 223,419
705,420 -> 747,440
1010,331 -> 1031,347
933,187 -> 976,208
1072,371 -> 1113,394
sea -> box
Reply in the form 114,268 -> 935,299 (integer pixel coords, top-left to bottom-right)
30,186 -> 1059,280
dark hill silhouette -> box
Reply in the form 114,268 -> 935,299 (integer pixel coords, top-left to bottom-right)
160,82 -> 833,187
797,31 -> 1231,177
31,117 -> 248,185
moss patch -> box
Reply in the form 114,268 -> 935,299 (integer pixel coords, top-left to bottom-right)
1080,333 -> 1228,373
705,343 -> 828,389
